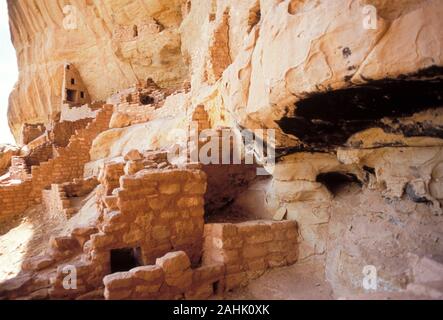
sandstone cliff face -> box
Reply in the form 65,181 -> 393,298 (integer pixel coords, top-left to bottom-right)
181,0 -> 443,147
3,0 -> 443,299
7,0 -> 188,142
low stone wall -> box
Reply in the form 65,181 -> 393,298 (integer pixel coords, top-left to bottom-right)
110,103 -> 155,128
62,177 -> 99,197
0,181 -> 33,223
203,220 -> 299,291
1,140 -> 300,300
42,184 -> 69,219
42,178 -> 98,219
99,159 -> 125,196
8,157 -> 29,180
103,220 -> 298,299
104,251 -> 225,300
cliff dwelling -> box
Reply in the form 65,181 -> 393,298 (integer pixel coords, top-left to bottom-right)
62,63 -> 91,107
1,0 -> 443,303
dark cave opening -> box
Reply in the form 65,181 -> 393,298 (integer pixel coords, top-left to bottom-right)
140,94 -> 155,105
110,247 -> 143,273
316,172 -> 361,195
277,67 -> 443,149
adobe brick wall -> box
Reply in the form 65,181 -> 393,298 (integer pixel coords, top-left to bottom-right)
111,103 -> 155,128
42,184 -> 69,219
0,181 -> 33,223
203,220 -> 299,291
0,104 -> 113,220
109,83 -> 168,128
103,251 -> 225,300
25,142 -> 54,167
98,159 -> 125,196
42,177 -> 98,219
28,104 -> 113,197
50,118 -> 92,147
8,156 -> 29,180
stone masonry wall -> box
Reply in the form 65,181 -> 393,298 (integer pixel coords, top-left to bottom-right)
110,103 -> 156,128
103,251 -> 225,300
0,180 -> 33,223
24,142 -> 54,167
42,177 -> 98,219
0,160 -> 300,300
42,184 -> 69,219
51,118 -> 93,147
47,168 -> 208,299
203,220 -> 299,291
0,105 -> 113,221
94,168 -> 207,266
103,220 -> 299,300
62,177 -> 99,198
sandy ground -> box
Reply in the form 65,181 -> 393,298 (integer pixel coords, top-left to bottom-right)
226,257 -> 334,300
0,205 -> 63,282
0,191 -> 98,284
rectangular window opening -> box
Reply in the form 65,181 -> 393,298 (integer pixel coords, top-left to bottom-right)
110,247 -> 143,273
66,89 -> 77,102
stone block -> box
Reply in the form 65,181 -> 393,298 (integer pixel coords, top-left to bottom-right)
124,149 -> 143,161
152,225 -> 171,240
103,272 -> 133,290
237,221 -> 271,236
204,223 -> 238,238
266,253 -> 287,268
164,269 -> 193,290
192,263 -> 225,283
156,251 -> 191,274
159,183 -> 181,194
242,243 -> 268,259
135,283 -> 162,294
183,182 -> 207,194
130,265 -> 164,282
177,196 -> 203,208
244,231 -> 274,244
